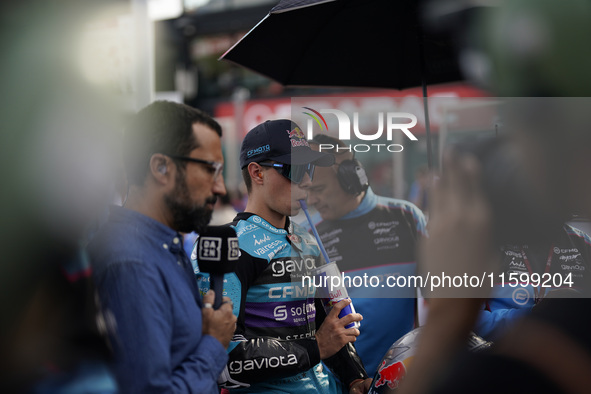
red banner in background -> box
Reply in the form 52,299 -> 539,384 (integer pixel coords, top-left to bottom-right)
215,83 -> 488,137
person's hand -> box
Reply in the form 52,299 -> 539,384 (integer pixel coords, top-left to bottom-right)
419,152 -> 496,299
201,290 -> 236,349
316,299 -> 363,359
400,152 -> 496,394
349,378 -> 373,394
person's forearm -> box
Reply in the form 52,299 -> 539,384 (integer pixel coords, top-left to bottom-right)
323,343 -> 368,388
219,337 -> 321,388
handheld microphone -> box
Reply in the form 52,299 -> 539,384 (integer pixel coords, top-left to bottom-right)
196,225 -> 240,309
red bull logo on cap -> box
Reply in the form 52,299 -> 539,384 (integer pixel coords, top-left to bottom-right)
287,127 -> 309,147
374,360 -> 407,390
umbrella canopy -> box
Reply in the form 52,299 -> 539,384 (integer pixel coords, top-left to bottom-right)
221,0 -> 463,90
221,0 -> 467,168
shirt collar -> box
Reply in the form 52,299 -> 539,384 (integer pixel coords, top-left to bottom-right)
109,205 -> 184,253
340,187 -> 378,220
236,212 -> 291,235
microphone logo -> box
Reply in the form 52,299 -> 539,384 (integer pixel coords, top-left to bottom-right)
199,237 -> 222,261
228,238 -> 240,260
198,236 -> 240,261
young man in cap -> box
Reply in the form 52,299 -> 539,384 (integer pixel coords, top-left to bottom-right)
304,134 -> 427,374
194,119 -> 372,393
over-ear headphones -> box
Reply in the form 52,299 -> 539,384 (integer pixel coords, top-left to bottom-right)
158,165 -> 167,174
337,158 -> 369,195
309,134 -> 369,195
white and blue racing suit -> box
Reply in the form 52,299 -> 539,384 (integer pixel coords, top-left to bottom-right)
192,213 -> 368,393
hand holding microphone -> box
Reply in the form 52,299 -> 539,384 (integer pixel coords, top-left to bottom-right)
196,225 -> 240,309
201,289 -> 236,349
197,225 -> 239,348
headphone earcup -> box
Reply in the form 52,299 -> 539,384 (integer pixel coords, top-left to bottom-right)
337,159 -> 369,195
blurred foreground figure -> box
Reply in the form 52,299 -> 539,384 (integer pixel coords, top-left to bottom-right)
0,1 -> 124,392
399,0 -> 591,392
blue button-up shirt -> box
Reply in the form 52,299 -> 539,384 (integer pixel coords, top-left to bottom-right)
88,206 -> 228,393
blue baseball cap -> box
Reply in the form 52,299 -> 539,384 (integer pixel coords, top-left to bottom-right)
240,119 -> 334,168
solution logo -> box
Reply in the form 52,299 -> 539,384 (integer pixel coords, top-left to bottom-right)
301,107 -> 418,153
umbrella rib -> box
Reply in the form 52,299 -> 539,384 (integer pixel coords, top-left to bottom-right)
219,14 -> 271,61
271,0 -> 337,14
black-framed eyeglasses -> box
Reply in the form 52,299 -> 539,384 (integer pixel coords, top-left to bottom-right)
166,154 -> 224,180
259,162 -> 315,184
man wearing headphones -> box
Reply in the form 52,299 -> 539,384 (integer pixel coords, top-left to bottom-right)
305,134 -> 427,374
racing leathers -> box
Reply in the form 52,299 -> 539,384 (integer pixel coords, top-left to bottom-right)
192,212 -> 368,393
475,224 -> 591,340
310,188 -> 427,374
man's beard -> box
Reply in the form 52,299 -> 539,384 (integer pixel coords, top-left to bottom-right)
164,170 -> 216,234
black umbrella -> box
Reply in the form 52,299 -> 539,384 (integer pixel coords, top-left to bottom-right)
220,0 -> 466,168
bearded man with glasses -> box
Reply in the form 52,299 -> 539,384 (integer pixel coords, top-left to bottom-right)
88,101 -> 236,393
193,119 -> 372,394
